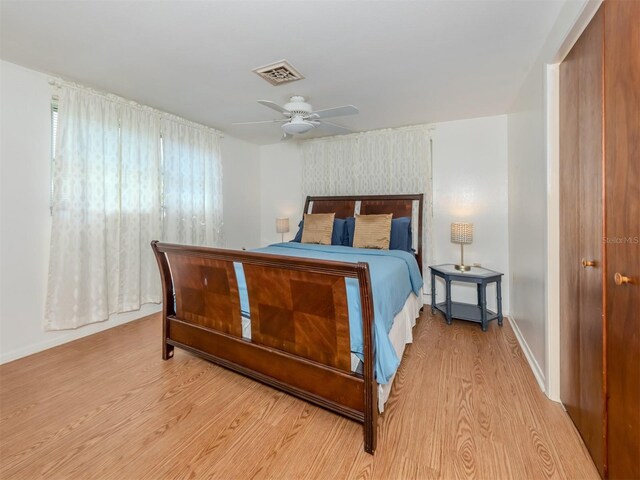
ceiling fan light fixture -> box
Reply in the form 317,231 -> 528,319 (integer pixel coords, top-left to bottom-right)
282,117 -> 315,135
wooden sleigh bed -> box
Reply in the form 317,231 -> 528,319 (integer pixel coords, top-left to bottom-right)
151,194 -> 423,454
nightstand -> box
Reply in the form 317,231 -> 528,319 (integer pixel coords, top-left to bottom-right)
429,264 -> 503,331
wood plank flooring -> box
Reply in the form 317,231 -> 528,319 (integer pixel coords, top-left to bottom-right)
0,311 -> 599,479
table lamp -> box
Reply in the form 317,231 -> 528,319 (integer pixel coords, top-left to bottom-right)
276,217 -> 290,242
451,222 -> 473,271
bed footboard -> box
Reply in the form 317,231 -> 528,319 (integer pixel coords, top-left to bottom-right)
150,241 -> 378,454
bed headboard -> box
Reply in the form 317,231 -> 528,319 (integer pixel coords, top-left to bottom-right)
302,194 -> 424,274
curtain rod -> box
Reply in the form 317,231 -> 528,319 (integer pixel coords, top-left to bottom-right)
48,78 -> 224,137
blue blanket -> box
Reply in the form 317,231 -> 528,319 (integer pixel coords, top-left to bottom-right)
233,243 -> 423,384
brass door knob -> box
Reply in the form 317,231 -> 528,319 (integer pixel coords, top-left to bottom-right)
614,273 -> 633,285
582,259 -> 597,268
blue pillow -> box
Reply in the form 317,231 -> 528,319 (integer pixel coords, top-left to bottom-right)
345,216 -> 412,252
291,218 -> 347,246
345,217 -> 356,246
390,217 -> 412,252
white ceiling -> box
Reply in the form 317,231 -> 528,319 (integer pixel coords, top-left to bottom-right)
1,0 -> 567,145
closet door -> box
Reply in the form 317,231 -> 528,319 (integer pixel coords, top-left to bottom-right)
576,6 -> 605,475
560,6 -> 605,476
559,5 -> 581,433
604,0 -> 640,478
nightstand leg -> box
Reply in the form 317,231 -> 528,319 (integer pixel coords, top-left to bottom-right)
480,284 -> 487,331
497,280 -> 503,326
431,272 -> 435,314
477,284 -> 482,306
445,279 -> 452,325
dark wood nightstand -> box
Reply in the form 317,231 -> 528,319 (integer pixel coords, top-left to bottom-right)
429,264 -> 503,331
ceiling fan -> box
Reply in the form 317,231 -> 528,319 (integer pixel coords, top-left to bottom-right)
233,96 -> 359,140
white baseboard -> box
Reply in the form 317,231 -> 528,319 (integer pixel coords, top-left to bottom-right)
423,292 -> 432,305
508,316 -> 546,393
0,304 -> 161,365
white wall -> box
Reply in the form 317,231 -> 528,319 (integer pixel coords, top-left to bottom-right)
431,116 -> 509,314
506,0 -> 599,396
257,116 -> 510,313
221,135 -> 261,250
507,66 -> 548,389
259,142 -> 303,246
0,60 -> 261,363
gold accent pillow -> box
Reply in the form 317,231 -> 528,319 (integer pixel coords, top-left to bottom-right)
301,213 -> 335,245
353,214 -> 393,250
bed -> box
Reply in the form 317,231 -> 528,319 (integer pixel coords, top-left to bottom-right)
151,194 -> 424,454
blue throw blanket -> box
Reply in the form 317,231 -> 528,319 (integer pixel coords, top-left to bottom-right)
233,243 -> 423,384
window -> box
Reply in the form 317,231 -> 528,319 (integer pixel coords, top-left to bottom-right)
46,86 -> 223,329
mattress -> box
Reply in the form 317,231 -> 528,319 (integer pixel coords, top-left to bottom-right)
241,287 -> 423,413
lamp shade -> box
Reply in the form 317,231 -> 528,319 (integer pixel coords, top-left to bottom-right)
451,222 -> 473,244
276,217 -> 290,234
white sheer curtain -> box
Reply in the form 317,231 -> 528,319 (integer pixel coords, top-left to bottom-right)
115,107 -> 163,311
45,83 -> 223,330
161,119 -> 223,246
301,125 -> 433,273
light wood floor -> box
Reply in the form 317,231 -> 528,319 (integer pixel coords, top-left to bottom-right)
0,311 -> 599,479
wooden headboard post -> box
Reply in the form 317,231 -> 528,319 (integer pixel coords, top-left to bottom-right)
303,194 -> 424,275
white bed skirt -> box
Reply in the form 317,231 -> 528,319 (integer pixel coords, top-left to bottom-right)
377,288 -> 422,412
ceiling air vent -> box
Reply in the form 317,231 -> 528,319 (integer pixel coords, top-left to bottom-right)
253,60 -> 305,86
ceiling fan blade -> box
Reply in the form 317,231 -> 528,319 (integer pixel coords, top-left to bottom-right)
232,119 -> 288,125
308,105 -> 359,119
317,121 -> 352,135
258,100 -> 291,115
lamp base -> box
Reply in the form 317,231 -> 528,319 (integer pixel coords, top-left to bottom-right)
454,264 -> 471,272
